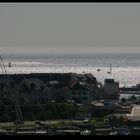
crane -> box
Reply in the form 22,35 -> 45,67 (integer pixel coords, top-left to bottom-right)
0,55 -> 24,125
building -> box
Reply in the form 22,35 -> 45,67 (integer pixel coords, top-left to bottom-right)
47,80 -> 68,102
20,78 -> 44,90
84,73 -> 96,84
126,104 -> 140,121
0,73 -> 98,105
103,79 -> 119,100
120,83 -> 140,95
68,81 -> 90,104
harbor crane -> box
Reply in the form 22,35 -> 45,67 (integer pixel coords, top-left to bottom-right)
0,55 -> 24,125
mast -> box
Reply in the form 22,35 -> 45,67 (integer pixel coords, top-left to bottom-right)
107,64 -> 112,74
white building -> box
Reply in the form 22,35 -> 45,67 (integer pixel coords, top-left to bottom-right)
126,104 -> 140,121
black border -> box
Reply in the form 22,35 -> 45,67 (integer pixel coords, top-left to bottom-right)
0,1 -> 140,3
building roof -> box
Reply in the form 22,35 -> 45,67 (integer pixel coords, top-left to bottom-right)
21,78 -> 43,86
84,73 -> 96,83
69,81 -> 89,90
114,82 -> 119,85
105,79 -> 114,83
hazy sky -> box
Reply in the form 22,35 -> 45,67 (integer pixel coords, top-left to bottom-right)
0,3 -> 140,55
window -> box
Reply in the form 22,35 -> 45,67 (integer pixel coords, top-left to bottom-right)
77,92 -> 81,95
83,91 -> 87,95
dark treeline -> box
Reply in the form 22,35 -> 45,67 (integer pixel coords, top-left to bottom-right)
0,102 -> 114,122
0,103 -> 80,122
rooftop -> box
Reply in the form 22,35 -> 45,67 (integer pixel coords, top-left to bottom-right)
69,81 -> 89,90
105,79 -> 114,83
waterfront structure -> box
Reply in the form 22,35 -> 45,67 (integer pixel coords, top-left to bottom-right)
68,81 -> 90,104
84,73 -> 98,99
0,73 -> 79,104
0,73 -> 118,105
120,84 -> 140,95
20,78 -> 44,90
103,79 -> 119,100
47,80 -> 68,102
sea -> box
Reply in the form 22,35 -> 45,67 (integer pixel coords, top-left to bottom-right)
1,53 -> 140,89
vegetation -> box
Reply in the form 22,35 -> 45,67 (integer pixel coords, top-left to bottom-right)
0,102 -> 81,122
0,102 -> 111,123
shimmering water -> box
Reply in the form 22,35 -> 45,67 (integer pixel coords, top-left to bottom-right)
1,53 -> 140,87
